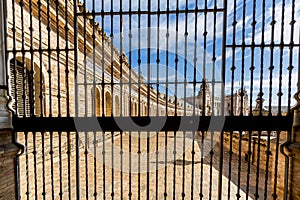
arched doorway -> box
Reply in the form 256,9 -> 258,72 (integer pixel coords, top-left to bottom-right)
114,96 -> 120,116
92,87 -> 101,116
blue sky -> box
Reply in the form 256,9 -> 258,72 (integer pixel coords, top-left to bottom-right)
85,0 -> 300,107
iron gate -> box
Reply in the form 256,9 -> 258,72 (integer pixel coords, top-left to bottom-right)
3,0 -> 299,199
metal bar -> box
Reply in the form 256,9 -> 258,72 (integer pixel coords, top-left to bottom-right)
64,0 -> 70,117
55,0 -> 61,117
119,2 -> 123,199
28,0 -> 34,117
85,131 -> 89,200
12,116 -> 293,132
19,0 -> 27,118
76,9 -> 225,16
156,1 -> 160,198
100,1 -> 106,199
226,44 -> 300,48
263,131 -> 272,200
72,0 -> 80,199
59,131 -> 63,200
146,0 -> 151,199
47,0 -> 52,118
49,131 -> 54,199
227,131 -> 233,200
287,0 -> 296,114
41,132 -> 46,199
219,0 -> 227,199
128,0 -> 132,199
38,0 -> 43,117
67,131 -> 71,200
278,0 -> 286,116
237,131 -> 242,199
25,132 -> 29,200
6,49 -> 75,53
76,80 -> 224,86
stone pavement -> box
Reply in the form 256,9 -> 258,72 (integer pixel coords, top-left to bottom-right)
18,131 -> 272,199
78,131 -> 256,199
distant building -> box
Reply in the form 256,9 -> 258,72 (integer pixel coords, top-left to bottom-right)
193,81 -> 249,116
224,89 -> 249,116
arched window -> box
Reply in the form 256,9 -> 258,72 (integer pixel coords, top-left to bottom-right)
105,92 -> 112,116
9,59 -> 45,117
92,87 -> 101,116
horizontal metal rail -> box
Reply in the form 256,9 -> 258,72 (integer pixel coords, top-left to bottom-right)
13,115 -> 293,132
76,9 -> 225,17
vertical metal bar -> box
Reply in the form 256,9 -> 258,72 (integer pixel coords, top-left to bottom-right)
82,1 -> 88,198
228,0 -> 237,198
164,2 -> 170,196
20,0 -> 26,117
85,132 -> 89,199
211,0 -> 217,117
55,0 -> 61,117
59,131 -> 63,200
182,1 -> 189,198
199,130 -> 204,200
25,132 -> 30,200
146,0 -> 151,199
277,0 -> 286,116
272,131 -> 280,199
119,1 -> 124,198
73,0 -> 80,198
50,131 -> 54,199
67,131 -> 71,200
83,0 -> 87,118
137,0 -> 141,117
156,1 -> 160,197
219,0 -> 227,199
38,0 -> 43,117
11,0 -> 18,116
209,132 -> 213,200
191,129 -> 195,199
263,131 -> 271,200
192,0 -> 198,118
100,1 -> 106,198
173,1 -> 179,198
33,132 -> 38,199
29,0 -> 34,117
246,131 -> 252,200
227,131 -> 233,200
200,0 -> 208,198
128,0 -> 132,198
268,0 -> 276,117
237,1 -> 246,198
41,132 -> 46,200
47,0 -> 52,118
237,131 -> 242,199
287,0 -> 296,114
64,0 -> 70,117
109,1 -> 115,198
202,0 -> 207,117
245,0 -> 256,196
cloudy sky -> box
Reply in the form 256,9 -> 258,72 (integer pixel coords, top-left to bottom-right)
85,0 -> 300,107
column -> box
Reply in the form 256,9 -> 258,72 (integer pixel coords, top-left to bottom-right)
0,2 -> 22,200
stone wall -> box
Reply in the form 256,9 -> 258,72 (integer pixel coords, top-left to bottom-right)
219,131 -> 288,199
0,130 -> 19,200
